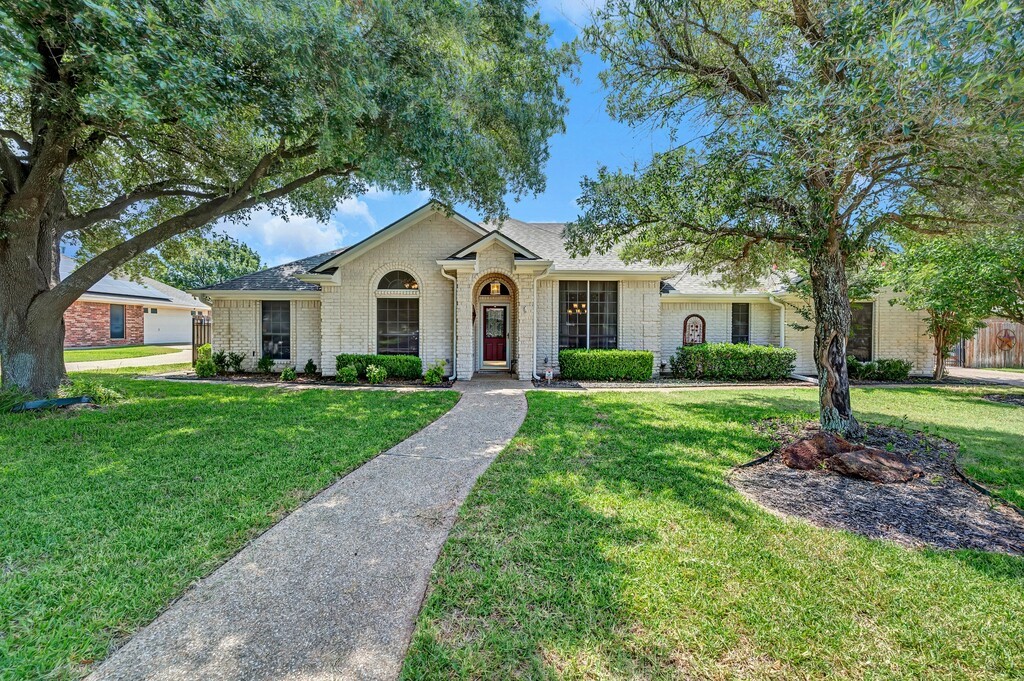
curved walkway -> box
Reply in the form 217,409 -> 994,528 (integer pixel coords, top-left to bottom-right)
89,376 -> 527,681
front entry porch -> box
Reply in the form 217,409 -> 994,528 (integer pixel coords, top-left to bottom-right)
475,276 -> 515,374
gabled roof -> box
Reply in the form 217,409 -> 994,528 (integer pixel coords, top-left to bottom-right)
60,255 -> 209,309
309,201 -> 488,274
195,249 -> 346,292
660,269 -> 791,297
446,230 -> 541,261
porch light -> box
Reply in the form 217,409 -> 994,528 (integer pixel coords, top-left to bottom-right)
490,281 -> 501,296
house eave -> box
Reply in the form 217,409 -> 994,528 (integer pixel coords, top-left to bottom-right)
191,289 -> 321,302
659,292 -> 771,302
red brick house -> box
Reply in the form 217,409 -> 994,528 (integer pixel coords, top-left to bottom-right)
61,256 -> 210,348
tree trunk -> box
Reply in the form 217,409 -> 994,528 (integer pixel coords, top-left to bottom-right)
932,322 -> 947,381
0,216 -> 68,396
809,247 -> 862,437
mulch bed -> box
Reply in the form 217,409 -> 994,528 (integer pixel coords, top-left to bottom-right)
532,377 -> 810,389
982,393 -> 1024,407
730,421 -> 1024,555
163,373 -> 455,389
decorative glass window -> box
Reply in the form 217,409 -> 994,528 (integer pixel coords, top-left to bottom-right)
481,280 -> 510,296
848,302 -> 873,361
109,304 -> 125,339
558,281 -> 618,349
377,298 -> 419,355
378,270 -> 418,290
261,301 -> 290,360
731,303 -> 750,344
683,314 -> 706,345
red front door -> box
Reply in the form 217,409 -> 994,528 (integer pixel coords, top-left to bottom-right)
483,306 -> 507,362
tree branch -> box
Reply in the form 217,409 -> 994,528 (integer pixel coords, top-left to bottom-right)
43,163 -> 355,312
58,180 -> 224,233
0,128 -> 32,154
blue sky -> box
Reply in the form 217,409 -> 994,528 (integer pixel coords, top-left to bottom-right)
222,1 -> 676,267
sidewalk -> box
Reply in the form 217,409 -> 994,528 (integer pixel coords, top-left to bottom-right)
66,345 -> 191,372
947,366 -> 1024,389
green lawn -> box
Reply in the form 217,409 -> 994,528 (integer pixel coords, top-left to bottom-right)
403,386 -> 1024,680
64,345 -> 181,363
0,372 -> 459,679
990,366 -> 1024,373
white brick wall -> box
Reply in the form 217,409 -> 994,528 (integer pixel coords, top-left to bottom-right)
780,288 -> 934,376
211,298 -> 314,371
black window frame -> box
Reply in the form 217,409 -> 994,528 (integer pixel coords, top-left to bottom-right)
848,302 -> 874,361
558,281 -> 618,350
376,297 -> 420,356
109,304 -> 125,339
261,300 -> 291,360
731,303 -> 750,344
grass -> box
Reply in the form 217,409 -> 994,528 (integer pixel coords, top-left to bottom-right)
402,386 -> 1024,680
64,345 -> 181,363
989,366 -> 1024,373
0,371 -> 459,680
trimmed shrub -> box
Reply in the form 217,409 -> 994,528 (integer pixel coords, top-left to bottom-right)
227,352 -> 245,373
670,343 -> 796,380
847,356 -> 913,382
256,355 -> 274,373
336,354 -> 422,380
422,360 -> 447,385
366,364 -> 388,384
558,349 -> 654,381
336,365 -> 359,384
212,350 -> 228,374
195,357 -> 217,378
303,358 -> 318,375
196,343 -> 212,362
280,366 -> 297,382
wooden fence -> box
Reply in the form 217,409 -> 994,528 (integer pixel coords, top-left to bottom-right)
191,316 -> 212,366
957,318 -> 1024,369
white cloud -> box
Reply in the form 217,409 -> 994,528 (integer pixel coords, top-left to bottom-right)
538,0 -> 597,25
221,210 -> 352,266
335,196 -> 377,229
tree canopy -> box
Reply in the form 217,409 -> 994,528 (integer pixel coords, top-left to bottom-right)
148,233 -> 264,291
567,0 -> 1024,433
0,0 -> 572,394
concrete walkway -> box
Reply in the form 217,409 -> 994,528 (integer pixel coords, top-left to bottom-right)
947,365 -> 1024,388
89,375 -> 527,681
66,344 -> 191,372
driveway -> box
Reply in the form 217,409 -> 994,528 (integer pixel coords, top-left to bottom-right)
947,366 -> 1024,388
89,375 -> 527,681
65,344 -> 191,372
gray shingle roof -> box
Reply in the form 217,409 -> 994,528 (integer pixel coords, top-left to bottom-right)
487,220 -> 672,273
60,255 -> 171,301
196,249 -> 347,291
661,269 -> 790,296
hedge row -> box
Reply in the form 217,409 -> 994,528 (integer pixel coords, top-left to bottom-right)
670,343 -> 796,380
336,353 -> 422,379
558,349 -> 654,381
847,356 -> 913,382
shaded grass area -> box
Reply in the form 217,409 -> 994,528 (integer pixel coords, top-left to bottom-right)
64,345 -> 181,363
0,372 -> 459,679
403,387 -> 1024,680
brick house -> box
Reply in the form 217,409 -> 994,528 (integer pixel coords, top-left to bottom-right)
194,202 -> 935,379
61,255 -> 210,348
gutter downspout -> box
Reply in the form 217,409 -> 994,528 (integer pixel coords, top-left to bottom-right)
532,267 -> 554,380
440,268 -> 458,379
768,295 -> 786,347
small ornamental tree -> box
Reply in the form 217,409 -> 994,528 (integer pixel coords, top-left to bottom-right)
151,233 -> 264,291
569,0 -> 1024,435
0,0 -> 571,395
885,235 -> 993,380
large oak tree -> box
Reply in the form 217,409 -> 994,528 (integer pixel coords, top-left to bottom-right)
0,0 -> 571,395
567,0 -> 1024,434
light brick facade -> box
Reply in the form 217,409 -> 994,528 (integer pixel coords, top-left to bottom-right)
202,209 -> 937,381
64,301 -> 144,348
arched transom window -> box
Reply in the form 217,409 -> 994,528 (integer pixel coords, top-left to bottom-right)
479,279 -> 511,296
378,270 -> 419,290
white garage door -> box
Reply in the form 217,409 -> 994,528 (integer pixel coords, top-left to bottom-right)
143,307 -> 194,344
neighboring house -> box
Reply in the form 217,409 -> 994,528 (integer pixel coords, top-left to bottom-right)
194,202 -> 935,379
61,255 -> 211,348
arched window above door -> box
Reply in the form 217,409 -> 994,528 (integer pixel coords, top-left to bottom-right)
479,279 -> 510,296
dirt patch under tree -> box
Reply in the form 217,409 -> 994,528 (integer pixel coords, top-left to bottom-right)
730,421 -> 1024,555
